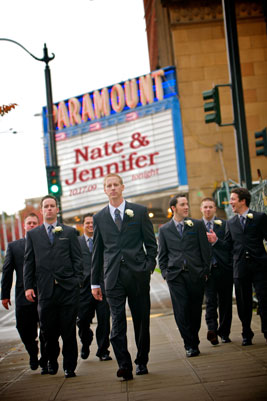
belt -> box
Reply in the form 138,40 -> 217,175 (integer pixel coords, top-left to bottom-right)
181,265 -> 189,272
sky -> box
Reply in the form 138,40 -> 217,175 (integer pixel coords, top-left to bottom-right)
0,0 -> 150,214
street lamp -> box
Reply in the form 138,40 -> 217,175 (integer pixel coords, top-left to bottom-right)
0,38 -> 62,221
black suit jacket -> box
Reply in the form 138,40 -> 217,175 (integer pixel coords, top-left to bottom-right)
1,238 -> 33,307
158,218 -> 211,282
214,210 -> 267,278
24,223 -> 84,301
202,218 -> 232,271
91,201 -> 157,290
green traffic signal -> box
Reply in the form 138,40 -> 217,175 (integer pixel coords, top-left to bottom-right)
46,166 -> 62,196
202,86 -> 221,125
255,128 -> 267,156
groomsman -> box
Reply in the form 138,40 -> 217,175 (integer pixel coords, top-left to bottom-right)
77,213 -> 112,361
24,195 -> 84,378
91,173 -> 157,380
1,213 -> 47,373
158,194 -> 211,357
200,198 -> 233,345
207,187 -> 267,345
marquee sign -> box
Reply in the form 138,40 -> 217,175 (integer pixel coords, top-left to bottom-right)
42,66 -> 187,214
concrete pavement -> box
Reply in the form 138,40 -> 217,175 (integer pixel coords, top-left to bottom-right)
0,272 -> 267,401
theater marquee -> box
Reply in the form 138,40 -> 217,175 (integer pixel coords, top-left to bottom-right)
42,66 -> 188,215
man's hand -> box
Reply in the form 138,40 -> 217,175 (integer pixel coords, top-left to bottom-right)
92,288 -> 103,301
25,289 -> 36,302
2,299 -> 11,310
207,229 -> 218,244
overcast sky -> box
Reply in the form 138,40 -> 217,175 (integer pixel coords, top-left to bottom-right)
0,0 -> 150,214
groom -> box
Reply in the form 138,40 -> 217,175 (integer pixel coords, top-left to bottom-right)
91,173 -> 157,380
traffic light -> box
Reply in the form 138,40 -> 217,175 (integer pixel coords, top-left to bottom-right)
255,128 -> 267,156
46,166 -> 62,196
202,86 -> 221,125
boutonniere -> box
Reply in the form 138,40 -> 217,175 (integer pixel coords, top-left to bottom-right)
214,220 -> 222,226
185,219 -> 194,227
247,213 -> 253,219
53,226 -> 63,234
125,209 -> 134,218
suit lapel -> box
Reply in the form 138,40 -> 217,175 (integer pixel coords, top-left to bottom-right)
169,219 -> 181,239
104,205 -> 119,231
121,201 -> 130,231
40,224 -> 52,245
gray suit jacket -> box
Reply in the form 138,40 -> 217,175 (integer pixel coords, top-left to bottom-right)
158,218 -> 211,282
24,223 -> 84,301
91,201 -> 157,290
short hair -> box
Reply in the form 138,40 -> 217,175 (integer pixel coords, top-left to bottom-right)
24,212 -> 39,223
231,187 -> 251,207
169,193 -> 188,209
40,195 -> 58,207
200,197 -> 216,206
103,173 -> 123,187
83,213 -> 94,223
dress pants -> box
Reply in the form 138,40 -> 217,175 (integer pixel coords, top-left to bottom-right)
106,262 -> 151,370
167,271 -> 205,349
234,261 -> 267,340
16,303 -> 47,366
205,265 -> 233,337
38,285 -> 79,371
77,292 -> 111,357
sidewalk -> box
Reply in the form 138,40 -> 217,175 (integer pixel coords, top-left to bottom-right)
0,273 -> 267,401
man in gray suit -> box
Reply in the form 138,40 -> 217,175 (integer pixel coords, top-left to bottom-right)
91,173 -> 157,381
77,213 -> 111,361
158,194 -> 211,357
24,195 -> 84,378
1,213 -> 47,373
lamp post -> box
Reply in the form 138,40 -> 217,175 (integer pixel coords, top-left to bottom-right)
0,38 -> 62,221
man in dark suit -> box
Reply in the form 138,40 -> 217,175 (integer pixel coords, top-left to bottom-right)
77,213 -> 112,362
24,195 -> 84,378
1,213 -> 47,373
207,187 -> 267,345
158,194 -> 211,357
200,197 -> 233,346
91,173 -> 157,381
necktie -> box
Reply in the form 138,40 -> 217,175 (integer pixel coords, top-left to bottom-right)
207,221 -> 217,265
114,209 -> 122,231
47,225 -> 54,244
177,223 -> 183,236
87,237 -> 93,253
206,221 -> 212,232
240,216 -> 246,230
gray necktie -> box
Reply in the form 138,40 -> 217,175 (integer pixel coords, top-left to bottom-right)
114,209 -> 122,231
177,223 -> 183,236
206,221 -> 212,232
87,237 -> 93,253
240,216 -> 246,230
47,225 -> 54,244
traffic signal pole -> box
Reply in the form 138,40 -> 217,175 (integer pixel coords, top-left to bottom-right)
222,0 -> 252,189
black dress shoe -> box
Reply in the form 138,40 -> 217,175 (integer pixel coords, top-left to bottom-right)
81,344 -> 90,360
186,348 -> 200,358
41,366 -> 49,375
64,370 -> 76,378
99,354 -> 112,361
221,336 -> 231,343
117,367 -> 133,381
207,330 -> 219,345
48,361 -> 59,375
136,364 -> 148,375
29,356 -> 39,370
242,338 -> 253,346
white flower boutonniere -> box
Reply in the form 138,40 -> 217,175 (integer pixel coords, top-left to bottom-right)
53,226 -> 63,234
214,220 -> 222,226
185,219 -> 194,227
247,213 -> 253,219
125,209 -> 134,218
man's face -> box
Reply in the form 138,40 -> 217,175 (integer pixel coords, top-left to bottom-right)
24,216 -> 39,232
83,216 -> 93,237
172,197 -> 189,220
104,176 -> 124,202
200,200 -> 216,220
41,198 -> 58,222
230,192 -> 245,214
